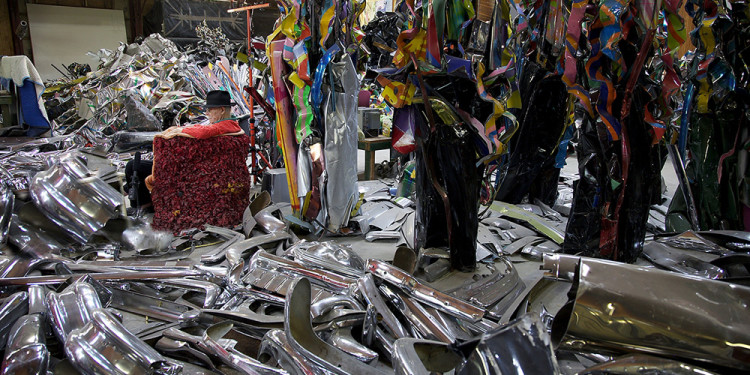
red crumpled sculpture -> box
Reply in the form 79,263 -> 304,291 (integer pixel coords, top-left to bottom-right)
151,134 -> 251,233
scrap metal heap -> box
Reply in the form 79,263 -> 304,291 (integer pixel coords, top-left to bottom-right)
0,151 -> 749,373
0,0 -> 749,373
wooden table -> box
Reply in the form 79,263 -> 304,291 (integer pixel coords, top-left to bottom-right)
358,135 -> 391,180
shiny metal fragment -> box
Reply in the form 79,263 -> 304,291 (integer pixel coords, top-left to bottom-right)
0,292 -> 29,351
577,354 -> 719,374
379,284 -> 455,343
248,251 -> 357,294
164,323 -> 285,375
365,230 -> 401,242
544,254 -> 750,370
254,205 -> 288,233
1,314 -> 49,375
29,152 -> 122,243
0,269 -> 206,286
642,241 -> 725,279
259,329 -> 317,375
458,314 -> 560,374
291,241 -> 365,278
366,259 -> 485,322
47,282 -> 102,343
0,172 -> 13,244
66,309 -> 182,375
356,274 -> 409,339
284,277 -> 386,375
392,338 -> 463,375
489,201 -> 564,244
226,232 -> 292,267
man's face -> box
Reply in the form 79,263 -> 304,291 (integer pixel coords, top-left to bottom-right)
207,107 -> 227,123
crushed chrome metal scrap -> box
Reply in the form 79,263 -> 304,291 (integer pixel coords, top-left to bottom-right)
0,147 -> 749,374
42,32 -> 258,146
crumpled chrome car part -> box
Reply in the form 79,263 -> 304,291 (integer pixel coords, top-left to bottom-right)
259,329 -> 317,375
226,232 -> 292,266
642,241 -> 726,279
7,215 -> 65,260
0,269 -> 206,286
309,295 -> 363,318
440,258 -> 525,319
577,353 -> 719,374
163,323 -> 285,375
457,314 -> 560,374
489,201 -> 565,244
29,152 -> 122,243
66,309 -> 182,375
656,231 -> 731,256
378,284 -> 455,343
365,230 -> 401,242
155,337 -> 217,371
1,314 -> 49,375
392,338 -> 464,375
47,282 -> 103,343
284,277 -> 387,375
543,254 -> 750,370
0,172 -> 13,245
191,309 -> 284,340
108,287 -> 192,322
0,292 -> 29,351
254,205 -> 288,233
356,274 -> 409,339
327,327 -> 379,363
290,241 -> 365,279
366,259 -> 485,322
247,251 -> 357,294
201,234 -> 243,264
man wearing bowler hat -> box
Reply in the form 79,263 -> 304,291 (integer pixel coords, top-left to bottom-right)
124,90 -> 243,213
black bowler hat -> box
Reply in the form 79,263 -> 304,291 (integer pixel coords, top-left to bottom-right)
204,90 -> 235,108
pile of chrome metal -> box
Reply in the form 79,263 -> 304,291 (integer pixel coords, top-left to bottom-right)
1,145 -> 749,374
42,31 -> 258,146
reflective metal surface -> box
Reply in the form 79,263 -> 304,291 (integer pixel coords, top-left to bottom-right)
544,254 -> 750,370
65,309 -> 182,374
457,314 -> 560,374
0,170 -> 13,244
577,354 -> 719,375
284,277 -> 386,375
1,314 -> 49,375
323,52 -> 359,233
366,259 -> 485,322
47,282 -> 103,343
29,152 -> 122,243
392,338 -> 463,375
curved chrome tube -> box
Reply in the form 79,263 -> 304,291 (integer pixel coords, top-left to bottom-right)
47,282 -> 103,343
